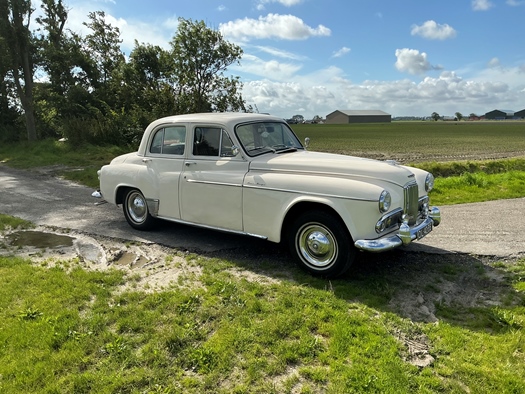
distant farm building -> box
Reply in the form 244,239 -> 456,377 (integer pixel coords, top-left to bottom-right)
325,110 -> 391,124
485,109 -> 514,120
515,109 -> 525,119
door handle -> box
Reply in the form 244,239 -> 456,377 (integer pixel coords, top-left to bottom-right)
185,161 -> 197,166
142,158 -> 151,163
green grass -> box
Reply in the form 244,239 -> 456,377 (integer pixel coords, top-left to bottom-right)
0,236 -> 524,393
0,139 -> 129,188
0,214 -> 34,232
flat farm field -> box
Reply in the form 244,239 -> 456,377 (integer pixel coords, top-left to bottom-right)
291,121 -> 525,163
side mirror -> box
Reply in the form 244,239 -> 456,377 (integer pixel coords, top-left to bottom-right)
304,137 -> 310,148
231,145 -> 240,157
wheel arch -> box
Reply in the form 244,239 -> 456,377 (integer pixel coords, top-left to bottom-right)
280,200 -> 353,245
115,185 -> 134,205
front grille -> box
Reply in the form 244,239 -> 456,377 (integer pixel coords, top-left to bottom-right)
404,182 -> 419,225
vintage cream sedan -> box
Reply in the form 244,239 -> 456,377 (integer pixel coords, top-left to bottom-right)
96,112 -> 441,277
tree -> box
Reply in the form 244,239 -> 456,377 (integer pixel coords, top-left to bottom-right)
170,18 -> 245,114
292,114 -> 304,124
431,112 -> 440,121
82,11 -> 124,93
0,0 -> 37,141
0,30 -> 20,141
455,112 -> 463,121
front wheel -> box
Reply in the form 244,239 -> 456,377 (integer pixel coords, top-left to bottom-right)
288,211 -> 355,277
122,189 -> 156,230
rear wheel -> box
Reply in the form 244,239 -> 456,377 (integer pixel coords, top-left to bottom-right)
288,210 -> 355,277
122,189 -> 156,230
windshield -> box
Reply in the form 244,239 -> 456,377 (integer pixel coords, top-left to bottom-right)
235,121 -> 304,156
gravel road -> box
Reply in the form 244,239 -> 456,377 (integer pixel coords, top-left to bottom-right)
1,164 -> 524,259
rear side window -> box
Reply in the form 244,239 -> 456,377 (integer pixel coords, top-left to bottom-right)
149,126 -> 186,155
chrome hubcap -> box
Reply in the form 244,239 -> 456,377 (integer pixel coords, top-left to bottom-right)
297,223 -> 337,268
127,192 -> 147,223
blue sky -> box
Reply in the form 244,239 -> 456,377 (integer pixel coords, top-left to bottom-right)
39,0 -> 525,119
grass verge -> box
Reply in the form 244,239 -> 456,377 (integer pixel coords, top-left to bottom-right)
0,224 -> 524,393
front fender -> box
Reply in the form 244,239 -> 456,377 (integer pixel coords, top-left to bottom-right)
242,172 -> 388,243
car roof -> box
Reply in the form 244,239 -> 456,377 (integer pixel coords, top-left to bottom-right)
148,112 -> 285,130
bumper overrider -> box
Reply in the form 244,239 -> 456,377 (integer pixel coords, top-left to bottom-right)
354,206 -> 441,252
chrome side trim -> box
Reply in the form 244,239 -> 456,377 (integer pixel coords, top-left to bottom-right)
243,183 -> 376,203
249,167 -> 412,188
185,179 -> 242,187
155,215 -> 268,240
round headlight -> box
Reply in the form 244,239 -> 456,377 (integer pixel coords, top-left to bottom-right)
425,173 -> 435,192
379,190 -> 391,213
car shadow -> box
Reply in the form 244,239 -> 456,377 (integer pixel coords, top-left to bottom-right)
180,227 -> 524,333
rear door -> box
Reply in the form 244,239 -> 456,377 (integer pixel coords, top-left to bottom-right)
180,126 -> 248,231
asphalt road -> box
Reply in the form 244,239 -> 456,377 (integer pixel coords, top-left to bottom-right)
1,164 -> 524,259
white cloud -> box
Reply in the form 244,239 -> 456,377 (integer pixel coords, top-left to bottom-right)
252,45 -> 307,61
236,54 -> 303,81
394,48 -> 442,75
217,5 -> 226,11
488,57 -> 500,68
506,0 -> 525,5
219,14 -> 331,42
411,20 -> 457,40
472,0 -> 494,11
332,47 -> 351,58
241,66 -> 525,119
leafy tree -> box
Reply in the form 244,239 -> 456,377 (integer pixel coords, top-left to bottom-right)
117,41 -> 178,132
170,18 -> 245,114
0,0 -> 38,141
82,11 -> 125,93
292,114 -> 304,123
431,112 -> 440,121
455,112 -> 463,121
0,32 -> 20,141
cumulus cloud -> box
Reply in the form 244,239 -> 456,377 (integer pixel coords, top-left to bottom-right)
411,20 -> 457,40
332,47 -> 351,58
219,14 -> 331,42
236,54 -> 303,81
394,48 -> 442,75
472,0 -> 494,11
241,65 -> 525,119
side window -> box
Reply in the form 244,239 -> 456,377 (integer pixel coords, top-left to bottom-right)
162,126 -> 186,155
193,127 -> 220,156
220,130 -> 235,157
150,129 -> 164,154
149,126 -> 186,155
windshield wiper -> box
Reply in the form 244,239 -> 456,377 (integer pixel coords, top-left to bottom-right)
249,146 -> 276,153
276,147 -> 297,154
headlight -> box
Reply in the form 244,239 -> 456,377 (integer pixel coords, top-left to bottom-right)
425,173 -> 435,192
379,190 -> 391,213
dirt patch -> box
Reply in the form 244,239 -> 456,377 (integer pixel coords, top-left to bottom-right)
0,226 -> 280,292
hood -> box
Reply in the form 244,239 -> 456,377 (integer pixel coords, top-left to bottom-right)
249,150 -> 416,187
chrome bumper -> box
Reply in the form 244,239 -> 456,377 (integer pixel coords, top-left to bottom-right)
354,207 -> 441,253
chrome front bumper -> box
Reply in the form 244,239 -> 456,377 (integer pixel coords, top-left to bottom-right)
354,207 -> 441,253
